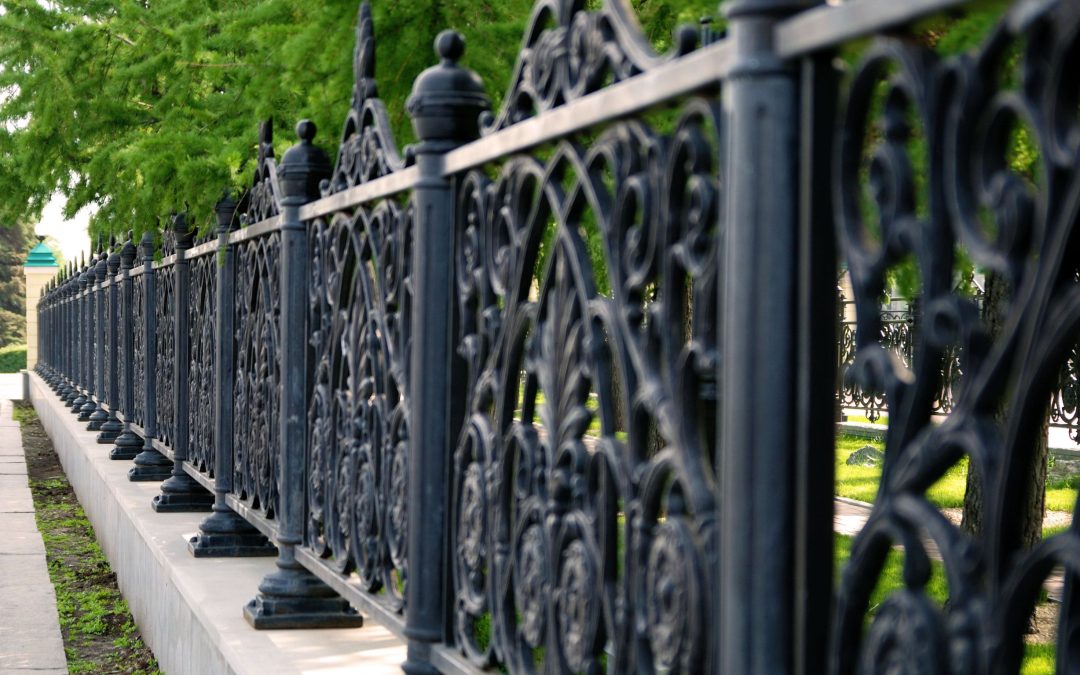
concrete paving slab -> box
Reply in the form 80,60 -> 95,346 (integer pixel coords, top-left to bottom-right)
0,512 -> 44,533
0,396 -> 66,674
0,529 -> 47,557
0,493 -> 35,513
0,555 -> 53,589
0,475 -> 30,490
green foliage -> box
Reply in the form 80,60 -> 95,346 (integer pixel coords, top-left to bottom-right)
0,0 -> 720,244
0,342 -> 26,372
0,220 -> 35,345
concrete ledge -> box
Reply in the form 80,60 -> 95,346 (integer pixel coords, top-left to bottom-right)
29,373 -> 406,675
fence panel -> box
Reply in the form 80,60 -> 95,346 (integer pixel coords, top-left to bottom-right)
30,0 -> 1080,673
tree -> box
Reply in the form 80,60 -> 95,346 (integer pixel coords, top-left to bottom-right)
0,220 -> 36,346
0,0 -> 718,243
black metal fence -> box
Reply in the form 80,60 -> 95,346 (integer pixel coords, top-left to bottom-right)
32,0 -> 1080,672
838,290 -> 1080,441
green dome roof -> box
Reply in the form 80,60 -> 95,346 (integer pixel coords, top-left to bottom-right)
25,240 -> 59,268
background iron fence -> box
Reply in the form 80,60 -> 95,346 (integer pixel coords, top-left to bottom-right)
837,288 -> 1080,442
31,0 -> 1080,672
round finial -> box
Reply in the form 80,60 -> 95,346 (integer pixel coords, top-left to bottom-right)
436,31 -> 465,63
296,119 -> 317,144
407,29 -> 490,145
37,235 -> 45,243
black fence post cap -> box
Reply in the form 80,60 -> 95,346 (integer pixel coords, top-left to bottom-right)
214,192 -> 240,234
407,30 -> 490,145
279,120 -> 332,203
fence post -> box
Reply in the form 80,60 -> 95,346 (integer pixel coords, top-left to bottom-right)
153,214 -> 214,511
88,250 -> 110,430
98,245 -> 124,442
719,1 -> 807,673
190,193 -> 277,557
112,236 -> 145,459
129,232 -> 172,481
244,121 -> 360,629
403,31 -> 489,672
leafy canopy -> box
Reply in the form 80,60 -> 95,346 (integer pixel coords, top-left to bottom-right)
0,0 -> 717,241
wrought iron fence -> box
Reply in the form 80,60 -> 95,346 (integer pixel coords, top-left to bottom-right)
31,0 -> 1080,672
838,290 -> 1080,442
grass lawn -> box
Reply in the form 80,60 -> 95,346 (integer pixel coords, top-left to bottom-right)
835,434 -> 1078,514
835,533 -> 1056,674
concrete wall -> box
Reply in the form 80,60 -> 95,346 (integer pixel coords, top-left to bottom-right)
28,372 -> 405,675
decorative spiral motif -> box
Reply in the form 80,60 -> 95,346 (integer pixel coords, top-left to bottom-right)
555,536 -> 600,672
155,264 -> 176,448
234,233 -> 281,518
452,95 -> 721,671
858,591 -> 947,675
515,521 -> 549,649
484,0 -> 690,133
188,253 -> 216,474
304,198 -> 411,612
116,276 -> 127,413
833,3 -> 1080,672
131,273 -> 146,427
645,518 -> 704,671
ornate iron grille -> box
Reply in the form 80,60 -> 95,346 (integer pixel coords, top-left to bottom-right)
131,271 -> 146,427
830,2 -> 1080,670
233,231 -> 282,518
304,1 -> 413,617
29,1 -> 1080,672
188,252 -> 217,474
155,263 -> 176,448
116,276 -> 126,407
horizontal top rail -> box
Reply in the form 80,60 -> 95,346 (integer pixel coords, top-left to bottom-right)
442,39 -> 733,175
299,166 -> 420,221
153,254 -> 178,270
229,215 -> 282,245
776,0 -> 970,58
129,264 -> 147,278
188,239 -> 220,259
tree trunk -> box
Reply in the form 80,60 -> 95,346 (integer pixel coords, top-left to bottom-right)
961,270 -> 1048,557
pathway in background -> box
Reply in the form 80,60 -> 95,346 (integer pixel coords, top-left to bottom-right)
0,399 -> 67,674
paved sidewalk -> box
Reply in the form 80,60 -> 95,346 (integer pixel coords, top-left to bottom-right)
0,399 -> 67,674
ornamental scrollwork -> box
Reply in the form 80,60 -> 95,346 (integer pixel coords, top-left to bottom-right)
240,120 -> 282,224
233,233 -> 282,518
131,273 -> 146,428
832,2 -> 1080,672
323,1 -> 407,197
117,276 -> 127,415
482,0 -> 700,134
305,197 -> 412,611
155,264 -> 176,448
451,98 -> 721,672
188,253 -> 216,475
